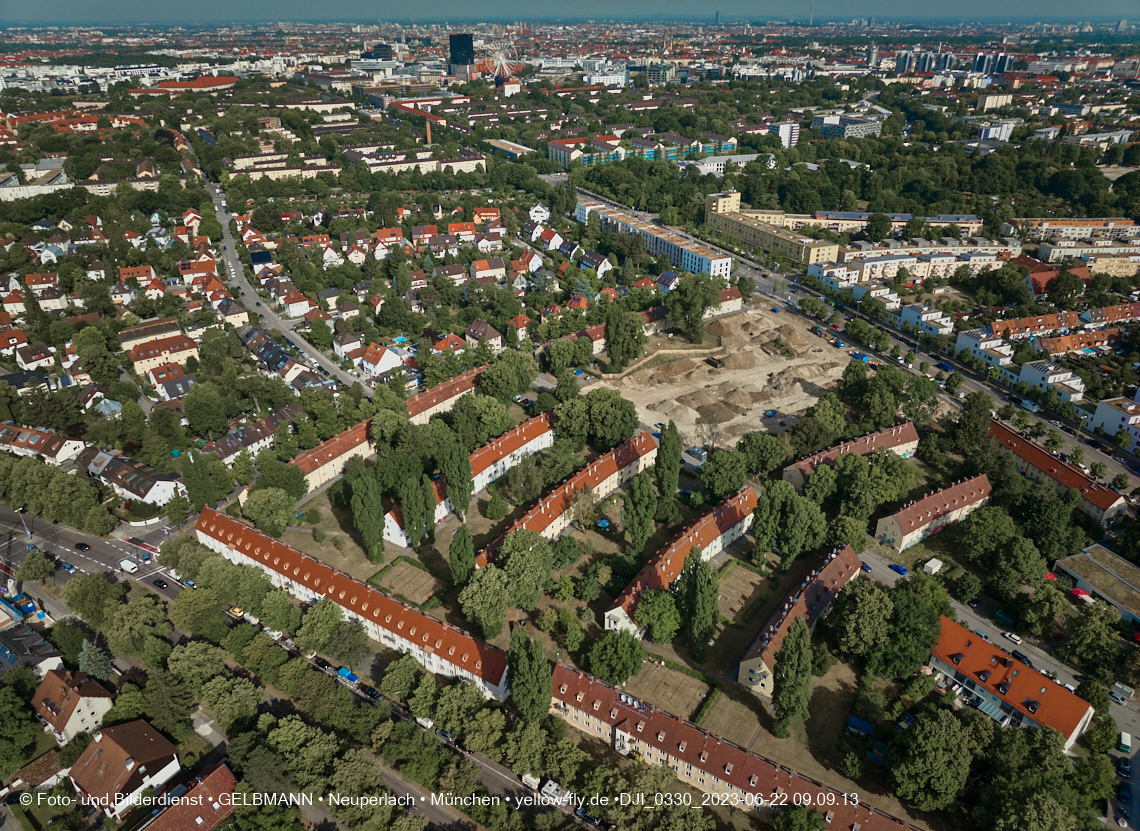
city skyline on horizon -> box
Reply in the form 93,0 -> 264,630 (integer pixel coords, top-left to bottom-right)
1,0 -> 1136,27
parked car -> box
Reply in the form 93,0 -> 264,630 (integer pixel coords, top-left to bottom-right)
861,562 -> 872,573
314,657 -> 333,672
1111,691 -> 1130,706
967,598 -> 981,608
1004,632 -> 1022,645
152,578 -> 168,589
1122,757 -> 1132,779
888,564 -> 908,576
1120,781 -> 1132,805
360,685 -> 381,700
1011,650 -> 1033,668
182,579 -> 197,589
60,562 -> 76,573
74,542 -> 90,552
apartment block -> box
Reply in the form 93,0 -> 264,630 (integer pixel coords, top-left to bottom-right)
783,422 -> 919,490
606,489 -> 757,635
1039,239 -> 1140,264
578,201 -> 732,278
196,507 -> 509,699
954,329 -> 1014,368
989,420 -> 1127,525
894,304 -> 953,338
704,198 -> 838,265
476,432 -> 658,567
738,546 -> 862,696
550,662 -> 915,830
874,475 -> 991,551
1016,361 -> 1085,403
1089,396 -> 1140,453
1001,218 -> 1140,241
928,617 -> 1093,750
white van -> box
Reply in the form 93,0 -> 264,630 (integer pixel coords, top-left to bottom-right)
1020,400 -> 1041,413
119,559 -> 139,574
1120,732 -> 1132,753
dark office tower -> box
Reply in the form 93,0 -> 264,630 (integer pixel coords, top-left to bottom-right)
450,33 -> 474,67
715,10 -> 719,24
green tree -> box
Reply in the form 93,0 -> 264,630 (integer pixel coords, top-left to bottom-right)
232,449 -> 255,486
654,420 -> 683,522
62,573 -> 126,629
78,639 -> 113,681
242,487 -> 293,538
890,709 -> 972,811
164,495 -> 192,528
603,307 -> 647,371
866,212 -> 891,242
203,675 -> 264,732
700,449 -> 747,502
309,318 -> 333,348
449,524 -> 475,586
380,655 -> 422,701
350,475 -> 386,562
399,476 -> 429,548
458,564 -> 509,639
144,669 -> 194,733
955,391 -> 995,457
1067,601 -> 1121,668
171,587 -> 228,641
17,548 -> 54,582
439,443 -> 474,519
507,626 -> 552,723
167,641 -> 228,688
736,431 -> 785,477
498,529 -> 554,611
587,630 -> 645,686
623,470 -> 657,555
664,273 -> 721,343
0,687 -> 40,777
772,805 -> 828,831
771,618 -> 812,738
485,491 -> 508,521
637,589 -> 680,643
260,589 -> 303,636
955,572 -> 983,604
672,547 -> 719,659
295,598 -> 344,657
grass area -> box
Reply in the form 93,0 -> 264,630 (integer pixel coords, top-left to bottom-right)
368,557 -> 448,611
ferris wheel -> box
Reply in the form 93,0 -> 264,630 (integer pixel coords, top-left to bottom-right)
488,41 -> 521,80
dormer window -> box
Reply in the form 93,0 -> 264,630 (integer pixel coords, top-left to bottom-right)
678,741 -> 687,752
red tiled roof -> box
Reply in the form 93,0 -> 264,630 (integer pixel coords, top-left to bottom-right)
611,488 -> 757,624
887,475 -> 991,534
988,419 -> 1124,512
720,286 -> 742,302
476,432 -> 657,566
406,365 -> 487,418
931,616 -> 1092,739
1034,328 -> 1120,355
33,670 -> 111,731
292,419 -> 370,476
195,508 -> 507,686
1084,302 -> 1140,326
741,546 -> 862,671
469,412 -> 554,477
127,334 -> 197,364
141,765 -> 236,831
988,311 -> 1081,339
787,422 -> 919,481
70,721 -> 178,804
552,662 -> 918,831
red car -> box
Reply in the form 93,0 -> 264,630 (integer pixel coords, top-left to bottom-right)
831,324 -> 841,330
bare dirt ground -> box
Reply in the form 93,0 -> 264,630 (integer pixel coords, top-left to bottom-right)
622,662 -> 710,721
603,308 -> 848,446
376,560 -> 445,605
717,563 -> 768,625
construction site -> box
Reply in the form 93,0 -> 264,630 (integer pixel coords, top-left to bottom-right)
606,307 -> 849,446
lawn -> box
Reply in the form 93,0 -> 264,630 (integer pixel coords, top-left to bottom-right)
622,662 -> 710,721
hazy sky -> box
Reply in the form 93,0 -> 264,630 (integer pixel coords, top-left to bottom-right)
1,0 -> 1136,25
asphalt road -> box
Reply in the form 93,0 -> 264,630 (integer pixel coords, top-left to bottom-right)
205,183 -> 364,393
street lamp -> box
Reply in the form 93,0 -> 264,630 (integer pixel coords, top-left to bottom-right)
15,508 -> 30,537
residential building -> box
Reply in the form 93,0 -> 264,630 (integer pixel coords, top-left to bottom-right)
1016,361 -> 1085,403
552,661 -> 915,829
466,320 -> 502,352
1033,328 -> 1120,357
1001,218 -> 1140,241
1055,544 -> 1140,625
1039,239 -> 1140,264
360,343 -> 404,378
895,304 -> 953,338
203,405 -> 303,466
811,115 -> 883,139
32,670 -> 113,744
406,365 -> 487,425
783,422 -> 920,490
290,419 -> 372,492
988,311 -> 1082,341
955,329 -> 1014,368
69,721 -> 181,820
117,318 -> 181,351
577,202 -> 732,279
606,489 -> 757,635
768,121 -> 800,147
76,447 -> 187,506
0,423 -> 85,465
874,475 -> 991,551
704,193 -> 838,265
195,508 -> 509,700
988,419 -> 1127,525
738,546 -> 862,697
476,433 -> 658,566
128,334 -> 199,375
139,765 -> 236,831
928,617 -> 1094,750
1089,396 -> 1140,452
